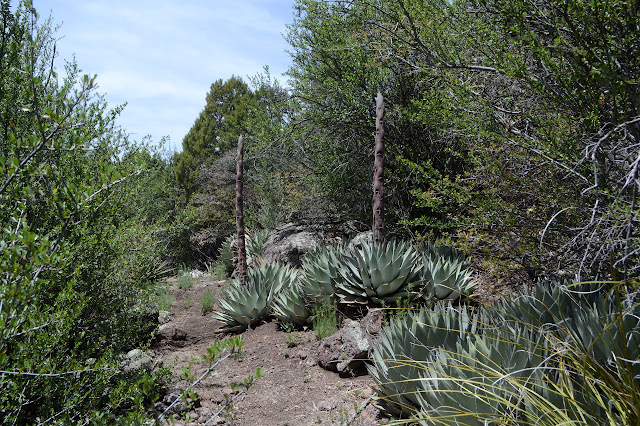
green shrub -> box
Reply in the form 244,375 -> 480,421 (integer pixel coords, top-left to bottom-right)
177,267 -> 195,290
311,300 -> 341,340
201,289 -> 216,314
156,284 -> 176,311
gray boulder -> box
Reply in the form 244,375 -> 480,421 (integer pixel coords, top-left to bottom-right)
261,223 -> 324,267
316,309 -> 384,374
122,348 -> 153,372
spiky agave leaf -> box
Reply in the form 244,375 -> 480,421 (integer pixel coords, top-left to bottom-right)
246,228 -> 270,259
336,240 -> 422,305
420,241 -> 470,267
272,282 -> 310,327
421,255 -> 475,301
218,234 -> 236,274
212,278 -> 271,332
367,304 -> 481,417
300,245 -> 342,305
252,262 -> 299,296
212,262 -> 298,332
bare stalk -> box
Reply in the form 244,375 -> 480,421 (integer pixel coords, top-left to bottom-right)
236,135 -> 247,285
373,92 -> 385,244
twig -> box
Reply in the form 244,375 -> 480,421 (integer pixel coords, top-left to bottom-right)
155,351 -> 235,424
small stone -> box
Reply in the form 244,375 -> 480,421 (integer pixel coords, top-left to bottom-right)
158,310 -> 172,324
297,350 -> 308,360
171,328 -> 188,341
362,388 -> 375,398
126,348 -> 143,359
316,400 -> 335,411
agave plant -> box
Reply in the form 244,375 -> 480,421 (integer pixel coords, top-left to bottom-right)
410,324 -> 551,425
213,279 -> 271,332
246,228 -> 270,259
272,282 -> 310,328
252,262 -> 299,296
212,262 -> 298,332
368,304 -> 481,417
421,255 -> 475,301
218,234 -> 236,275
371,280 -> 640,425
335,240 -> 422,305
300,245 -> 343,306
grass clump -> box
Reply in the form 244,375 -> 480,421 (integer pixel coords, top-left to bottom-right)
177,266 -> 195,290
201,289 -> 216,314
209,261 -> 228,280
156,284 -> 175,311
311,300 -> 341,340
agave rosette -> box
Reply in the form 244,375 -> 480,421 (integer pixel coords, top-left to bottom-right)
300,245 -> 343,305
213,278 -> 271,332
213,262 -> 298,332
272,282 -> 310,327
421,255 -> 475,301
368,304 -> 481,417
336,240 -> 422,305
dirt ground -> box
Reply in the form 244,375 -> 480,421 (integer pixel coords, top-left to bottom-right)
151,275 -> 380,426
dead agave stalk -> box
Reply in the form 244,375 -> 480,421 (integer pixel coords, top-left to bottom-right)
236,135 -> 247,285
373,92 -> 385,245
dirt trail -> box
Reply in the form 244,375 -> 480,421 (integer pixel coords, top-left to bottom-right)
151,276 -> 379,426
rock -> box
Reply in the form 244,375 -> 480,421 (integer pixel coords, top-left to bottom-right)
122,348 -> 153,372
316,400 -> 336,411
158,310 -> 172,325
164,393 -> 187,414
297,350 -> 308,360
362,387 -> 375,398
261,223 -> 323,267
316,310 -> 384,374
156,324 -> 188,343
348,231 -> 373,250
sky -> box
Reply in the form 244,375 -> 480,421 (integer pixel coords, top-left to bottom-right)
37,0 -> 296,152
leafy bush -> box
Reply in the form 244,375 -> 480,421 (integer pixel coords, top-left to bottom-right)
177,267 -> 195,289
0,4 -> 173,422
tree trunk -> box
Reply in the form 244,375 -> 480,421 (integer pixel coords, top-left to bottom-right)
373,92 -> 385,245
235,135 -> 247,285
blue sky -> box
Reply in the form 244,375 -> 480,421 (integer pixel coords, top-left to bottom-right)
39,0 -> 295,152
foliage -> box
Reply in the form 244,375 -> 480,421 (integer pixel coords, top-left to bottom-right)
369,280 -> 640,424
272,281 -> 310,328
177,267 -> 195,290
421,255 -> 475,302
213,262 -> 298,332
201,289 -> 216,314
156,284 -> 176,311
246,228 -> 270,259
311,300 -> 341,340
0,2 -> 172,422
300,244 -> 343,306
335,240 -> 422,305
174,76 -> 255,195
213,276 -> 272,332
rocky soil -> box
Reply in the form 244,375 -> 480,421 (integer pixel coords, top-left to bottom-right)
150,275 -> 381,426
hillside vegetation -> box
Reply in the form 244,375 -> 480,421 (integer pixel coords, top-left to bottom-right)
1,0 -> 639,424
